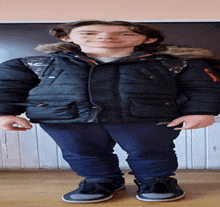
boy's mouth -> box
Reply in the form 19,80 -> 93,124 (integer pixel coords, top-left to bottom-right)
93,41 -> 121,43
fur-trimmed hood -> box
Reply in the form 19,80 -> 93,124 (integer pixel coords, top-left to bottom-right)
35,42 -> 80,53
35,42 -> 220,66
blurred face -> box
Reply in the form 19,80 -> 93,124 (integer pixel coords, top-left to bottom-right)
61,25 -> 157,50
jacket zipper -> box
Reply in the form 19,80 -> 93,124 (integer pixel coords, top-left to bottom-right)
74,53 -> 155,122
75,55 -> 102,122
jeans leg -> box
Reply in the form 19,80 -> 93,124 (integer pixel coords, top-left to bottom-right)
40,123 -> 123,179
103,124 -> 181,181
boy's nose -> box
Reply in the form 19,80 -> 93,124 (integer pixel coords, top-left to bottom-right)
97,33 -> 115,39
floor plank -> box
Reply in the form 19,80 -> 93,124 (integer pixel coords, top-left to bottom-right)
0,169 -> 220,207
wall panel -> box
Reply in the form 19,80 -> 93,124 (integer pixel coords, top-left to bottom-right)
0,122 -> 220,170
206,123 -> 220,169
19,125 -> 39,168
0,130 -> 21,168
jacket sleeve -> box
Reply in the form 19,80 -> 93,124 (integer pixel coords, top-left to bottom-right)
0,58 -> 40,116
176,59 -> 220,116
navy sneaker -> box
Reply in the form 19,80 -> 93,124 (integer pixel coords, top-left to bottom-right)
135,177 -> 185,202
62,177 -> 125,203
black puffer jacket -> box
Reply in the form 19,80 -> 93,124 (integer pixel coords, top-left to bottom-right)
0,48 -> 220,124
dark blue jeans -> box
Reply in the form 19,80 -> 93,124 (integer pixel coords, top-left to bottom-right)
40,123 -> 181,181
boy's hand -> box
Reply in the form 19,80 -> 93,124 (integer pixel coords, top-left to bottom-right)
0,115 -> 33,131
167,115 -> 215,130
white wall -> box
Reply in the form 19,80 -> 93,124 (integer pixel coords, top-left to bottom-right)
1,121 -> 220,170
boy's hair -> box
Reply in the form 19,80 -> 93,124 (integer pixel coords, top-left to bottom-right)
49,20 -> 166,52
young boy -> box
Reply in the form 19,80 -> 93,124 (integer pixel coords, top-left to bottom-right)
0,20 -> 220,203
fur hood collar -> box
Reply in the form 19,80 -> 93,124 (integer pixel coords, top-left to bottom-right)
35,42 -> 220,65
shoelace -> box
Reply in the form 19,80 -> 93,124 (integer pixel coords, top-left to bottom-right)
136,177 -> 172,193
78,180 -> 115,194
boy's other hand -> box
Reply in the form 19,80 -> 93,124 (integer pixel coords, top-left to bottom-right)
167,115 -> 215,130
0,115 -> 33,131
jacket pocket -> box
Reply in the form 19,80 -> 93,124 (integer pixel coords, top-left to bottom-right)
26,101 -> 79,120
39,69 -> 64,86
130,99 -> 178,118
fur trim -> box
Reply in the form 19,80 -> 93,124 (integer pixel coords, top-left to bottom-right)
158,46 -> 220,67
35,42 -> 80,53
156,45 -> 217,59
35,42 -> 219,63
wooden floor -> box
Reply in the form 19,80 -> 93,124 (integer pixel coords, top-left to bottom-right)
0,169 -> 220,207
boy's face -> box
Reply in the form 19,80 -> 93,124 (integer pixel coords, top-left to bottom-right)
61,25 -> 157,50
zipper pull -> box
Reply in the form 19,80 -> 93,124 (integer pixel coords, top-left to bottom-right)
88,107 -> 100,122
204,68 -> 220,82
75,55 -> 98,66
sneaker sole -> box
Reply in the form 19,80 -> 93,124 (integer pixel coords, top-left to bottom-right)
62,194 -> 114,203
62,184 -> 125,203
136,192 -> 185,202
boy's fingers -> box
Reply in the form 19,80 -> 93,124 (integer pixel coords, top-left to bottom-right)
173,123 -> 199,130
0,126 -> 31,131
16,118 -> 33,129
0,116 -> 33,131
167,118 -> 183,127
